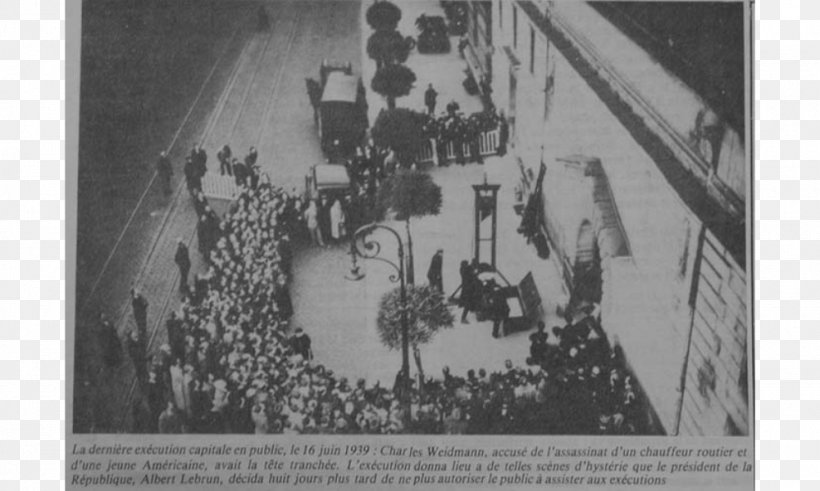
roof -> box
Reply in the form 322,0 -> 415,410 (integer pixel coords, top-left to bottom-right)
321,72 -> 359,103
313,164 -> 350,189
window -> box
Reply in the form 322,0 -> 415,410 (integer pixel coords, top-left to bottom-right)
513,6 -> 518,48
530,27 -> 535,74
499,1 -> 503,29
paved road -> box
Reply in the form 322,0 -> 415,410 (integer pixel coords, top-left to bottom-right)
74,0 -> 362,432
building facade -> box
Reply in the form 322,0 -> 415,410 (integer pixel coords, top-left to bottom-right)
473,0 -> 749,436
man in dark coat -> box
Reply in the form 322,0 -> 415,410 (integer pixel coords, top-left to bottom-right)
248,164 -> 260,190
446,100 -> 460,117
459,259 -> 478,323
217,144 -> 232,176
197,215 -> 210,256
157,151 -> 173,195
497,111 -> 509,156
427,249 -> 444,292
131,288 -> 149,341
97,313 -> 122,369
490,285 -> 510,338
194,273 -> 210,305
424,83 -> 438,115
245,146 -> 258,167
528,322 -> 550,363
165,311 -> 185,362
317,196 -> 332,245
467,115 -> 483,164
232,158 -> 247,187
290,328 -> 313,360
191,145 -> 208,177
183,156 -> 201,193
174,239 -> 191,291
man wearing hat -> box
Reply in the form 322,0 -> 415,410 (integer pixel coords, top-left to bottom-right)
174,238 -> 191,291
427,249 -> 444,292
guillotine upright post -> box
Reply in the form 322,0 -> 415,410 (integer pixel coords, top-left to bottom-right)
473,177 -> 501,269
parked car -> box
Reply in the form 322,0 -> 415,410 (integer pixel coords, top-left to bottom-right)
305,163 -> 353,202
416,15 -> 451,54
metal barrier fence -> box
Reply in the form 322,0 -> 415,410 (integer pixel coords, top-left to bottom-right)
415,128 -> 500,165
201,173 -> 242,201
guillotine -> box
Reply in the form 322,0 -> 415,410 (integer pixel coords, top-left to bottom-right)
468,174 -> 542,335
473,175 -> 501,269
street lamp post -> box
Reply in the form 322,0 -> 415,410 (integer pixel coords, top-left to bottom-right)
346,223 -> 411,410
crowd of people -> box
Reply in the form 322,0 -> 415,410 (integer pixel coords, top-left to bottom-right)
103,142 -> 647,435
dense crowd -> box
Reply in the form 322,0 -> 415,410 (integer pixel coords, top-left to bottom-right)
111,141 -> 647,435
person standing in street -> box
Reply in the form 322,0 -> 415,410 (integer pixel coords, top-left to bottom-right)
174,239 -> 191,291
427,249 -> 444,292
318,196 -> 333,245
217,144 -> 232,176
459,259 -> 479,323
126,330 -> 148,386
497,110 -> 509,156
183,156 -> 201,194
424,83 -> 438,115
131,288 -> 149,341
191,144 -> 207,177
304,200 -> 324,247
245,146 -> 258,167
329,198 -> 346,242
146,369 -> 165,433
165,311 -> 185,362
157,151 -> 173,195
197,214 -> 211,256
97,312 -> 122,369
291,328 -> 313,360
490,285 -> 510,338
232,158 -> 247,187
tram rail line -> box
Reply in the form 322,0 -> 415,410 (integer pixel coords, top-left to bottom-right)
78,18 -> 246,317
116,7 -> 306,428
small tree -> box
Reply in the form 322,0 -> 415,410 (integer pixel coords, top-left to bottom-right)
366,1 -> 402,31
367,30 -> 412,68
376,169 -> 443,284
376,284 -> 455,386
371,64 -> 416,110
371,108 -> 428,166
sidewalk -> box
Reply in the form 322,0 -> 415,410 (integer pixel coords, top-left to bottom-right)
360,0 -> 484,124
289,0 -> 570,385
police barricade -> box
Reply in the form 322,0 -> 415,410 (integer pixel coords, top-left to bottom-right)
416,138 -> 437,165
201,172 -> 242,201
441,128 -> 501,163
479,128 -> 500,155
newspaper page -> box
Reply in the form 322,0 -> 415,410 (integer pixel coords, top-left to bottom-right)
65,0 -> 754,489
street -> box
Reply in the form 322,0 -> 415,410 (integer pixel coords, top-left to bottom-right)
74,0 -> 362,432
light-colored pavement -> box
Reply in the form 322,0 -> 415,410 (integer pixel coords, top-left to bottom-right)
291,155 -> 568,387
289,0 -> 568,387
360,0 -> 484,123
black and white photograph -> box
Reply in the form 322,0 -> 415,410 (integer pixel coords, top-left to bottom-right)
70,0 -> 751,438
